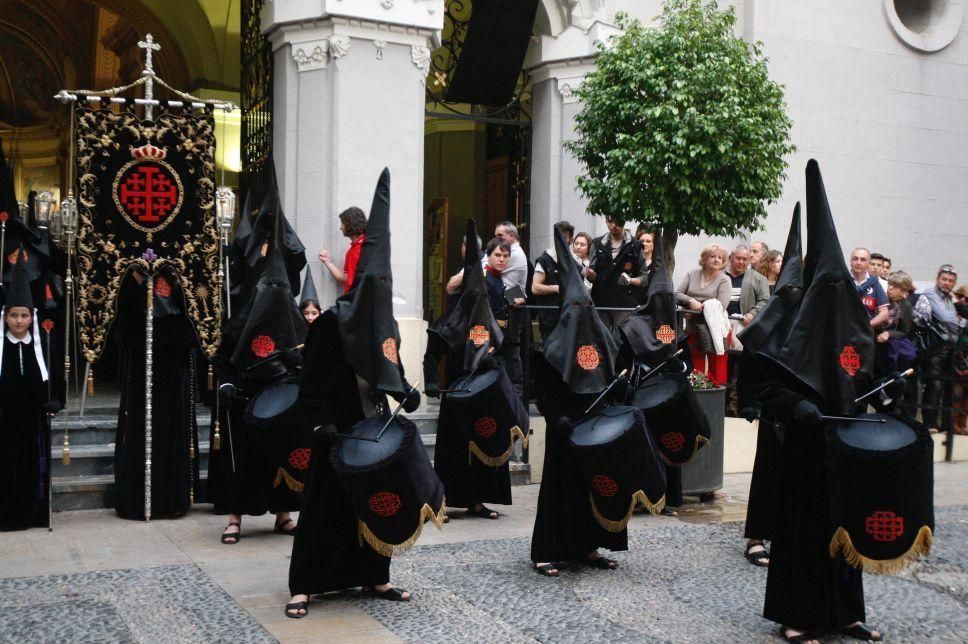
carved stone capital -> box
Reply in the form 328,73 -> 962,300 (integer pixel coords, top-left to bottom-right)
557,75 -> 585,104
291,39 -> 329,72
411,45 -> 431,76
329,35 -> 351,59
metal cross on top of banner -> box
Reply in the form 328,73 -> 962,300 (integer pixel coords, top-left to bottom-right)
138,34 -> 161,121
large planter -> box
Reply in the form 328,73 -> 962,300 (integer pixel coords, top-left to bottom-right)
682,386 -> 726,497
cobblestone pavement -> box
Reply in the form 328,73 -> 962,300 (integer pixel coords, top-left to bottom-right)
0,564 -> 274,643
356,505 -> 968,643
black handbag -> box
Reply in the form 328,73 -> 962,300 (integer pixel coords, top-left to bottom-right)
912,320 -> 951,356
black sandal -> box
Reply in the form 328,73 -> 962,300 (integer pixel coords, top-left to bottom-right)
221,522 -> 241,545
744,542 -> 770,567
533,563 -> 559,577
284,598 -> 309,619
779,626 -> 821,643
839,624 -> 882,642
363,586 -> 410,602
467,505 -> 499,519
585,556 -> 618,570
274,517 -> 297,535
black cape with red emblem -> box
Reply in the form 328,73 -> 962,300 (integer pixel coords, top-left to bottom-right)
328,167 -> 444,556
758,162 -> 874,415
541,226 -> 618,394
427,218 -> 503,373
619,230 -> 683,362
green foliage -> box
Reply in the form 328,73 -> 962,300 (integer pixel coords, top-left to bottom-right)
565,0 -> 795,237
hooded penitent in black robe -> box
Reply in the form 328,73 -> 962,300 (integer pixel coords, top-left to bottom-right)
736,204 -> 804,542
531,227 -> 625,563
289,168 -> 424,596
0,252 -> 58,531
113,268 -> 199,520
428,219 -> 512,508
757,161 -> 873,631
208,191 -> 307,517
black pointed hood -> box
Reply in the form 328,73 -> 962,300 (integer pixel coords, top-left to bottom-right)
758,160 -> 874,413
227,197 -> 307,381
335,168 -> 405,394
542,226 -> 617,394
427,218 -> 503,371
4,248 -> 33,309
299,267 -> 319,306
243,170 -> 307,294
619,230 -> 680,363
737,202 -> 804,353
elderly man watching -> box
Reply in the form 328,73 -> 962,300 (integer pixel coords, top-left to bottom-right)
725,245 -> 771,350
849,247 -> 889,329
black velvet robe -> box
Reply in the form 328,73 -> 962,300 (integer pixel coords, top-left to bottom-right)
0,336 -> 50,531
113,276 -> 199,520
530,355 -> 628,563
758,363 -> 865,631
207,346 -> 301,517
288,311 -> 389,595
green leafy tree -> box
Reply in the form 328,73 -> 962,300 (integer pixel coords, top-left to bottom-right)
566,0 -> 795,268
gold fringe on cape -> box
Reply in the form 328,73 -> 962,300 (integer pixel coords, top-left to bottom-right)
467,425 -> 529,467
590,490 -> 666,533
357,501 -> 448,557
273,467 -> 305,493
660,435 -> 710,467
828,525 -> 933,575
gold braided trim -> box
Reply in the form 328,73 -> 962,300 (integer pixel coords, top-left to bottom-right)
273,468 -> 305,493
590,491 -> 666,533
828,525 -> 933,575
660,434 -> 710,467
467,425 -> 530,467
357,501 -> 448,557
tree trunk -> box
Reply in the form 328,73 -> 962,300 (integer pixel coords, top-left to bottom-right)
659,227 -> 678,279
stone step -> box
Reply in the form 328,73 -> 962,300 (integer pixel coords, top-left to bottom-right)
52,442 -> 212,477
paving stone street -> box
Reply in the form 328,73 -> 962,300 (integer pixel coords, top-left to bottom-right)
1,464 -> 966,643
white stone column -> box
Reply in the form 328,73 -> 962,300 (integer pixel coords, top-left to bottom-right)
264,2 -> 444,384
525,19 -> 619,255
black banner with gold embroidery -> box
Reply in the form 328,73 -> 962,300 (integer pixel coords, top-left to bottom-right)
74,106 -> 221,361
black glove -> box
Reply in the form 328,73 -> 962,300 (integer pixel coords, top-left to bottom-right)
424,383 -> 441,399
218,382 -> 238,402
279,350 -> 303,371
43,399 -> 61,415
739,406 -> 760,423
477,353 -> 497,372
315,423 -> 338,439
793,399 -> 823,425
0,407 -> 4,423
555,416 -> 575,438
402,386 -> 421,413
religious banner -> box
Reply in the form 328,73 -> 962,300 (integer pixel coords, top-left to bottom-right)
73,104 -> 221,361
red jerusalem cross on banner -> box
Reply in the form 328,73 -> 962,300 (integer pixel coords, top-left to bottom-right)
113,144 -> 184,235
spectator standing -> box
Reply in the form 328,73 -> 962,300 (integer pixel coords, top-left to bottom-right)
914,264 -> 963,431
870,252 -> 889,293
750,240 -> 769,266
755,250 -> 784,295
952,284 -> 968,434
587,217 -> 643,330
675,243 -> 731,385
572,233 -> 593,290
532,221 -> 575,338
492,222 -> 528,396
633,230 -> 655,304
319,207 -> 367,293
876,272 -> 918,415
725,245 -> 771,350
849,247 -> 889,328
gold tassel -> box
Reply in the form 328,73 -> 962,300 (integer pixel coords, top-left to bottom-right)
86,369 -> 94,397
213,420 -> 221,451
189,443 -> 195,459
661,435 -> 710,467
62,443 -> 71,466
467,426 -> 530,467
357,501 -> 448,557
273,467 -> 305,492
207,365 -> 213,391
828,525 -> 933,575
590,490 -> 666,533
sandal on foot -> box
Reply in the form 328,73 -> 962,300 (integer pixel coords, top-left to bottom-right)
839,624 -> 881,642
284,599 -> 308,619
585,556 -> 618,570
467,505 -> 499,519
533,563 -> 559,577
744,542 -> 770,567
779,626 -> 820,643
221,522 -> 241,545
363,586 -> 410,602
274,517 -> 297,535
